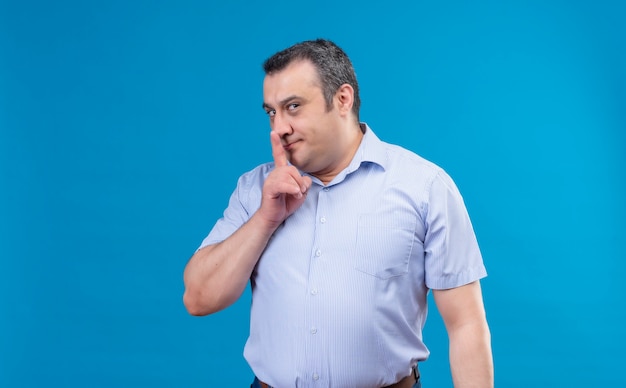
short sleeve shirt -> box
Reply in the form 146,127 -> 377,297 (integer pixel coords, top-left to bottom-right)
199,124 -> 487,388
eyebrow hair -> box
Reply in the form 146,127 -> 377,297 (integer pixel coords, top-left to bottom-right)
262,95 -> 300,111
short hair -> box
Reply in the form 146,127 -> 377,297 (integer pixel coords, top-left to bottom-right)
263,39 -> 361,120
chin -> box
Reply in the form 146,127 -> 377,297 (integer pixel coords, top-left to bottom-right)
287,155 -> 304,169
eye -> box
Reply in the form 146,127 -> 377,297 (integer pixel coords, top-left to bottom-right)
287,103 -> 299,111
266,109 -> 276,117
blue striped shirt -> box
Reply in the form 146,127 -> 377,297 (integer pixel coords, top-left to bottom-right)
200,124 -> 486,387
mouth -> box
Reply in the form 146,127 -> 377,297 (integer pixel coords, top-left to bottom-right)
284,140 -> 300,151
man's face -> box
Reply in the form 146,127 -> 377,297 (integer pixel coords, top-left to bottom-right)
263,60 -> 346,177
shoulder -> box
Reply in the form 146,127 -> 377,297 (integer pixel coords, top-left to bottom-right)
224,162 -> 274,214
380,141 -> 446,184
230,162 -> 274,204
237,162 -> 275,186
375,140 -> 467,211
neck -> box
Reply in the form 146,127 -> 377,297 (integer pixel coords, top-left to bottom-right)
315,122 -> 364,185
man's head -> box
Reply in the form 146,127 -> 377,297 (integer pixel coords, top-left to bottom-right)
261,39 -> 364,184
263,39 -> 360,122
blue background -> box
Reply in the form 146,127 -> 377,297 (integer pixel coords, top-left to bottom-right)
1,0 -> 624,386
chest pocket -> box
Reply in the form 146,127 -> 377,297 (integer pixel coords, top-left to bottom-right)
354,213 -> 418,279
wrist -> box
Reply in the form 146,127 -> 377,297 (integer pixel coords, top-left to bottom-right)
249,211 -> 284,235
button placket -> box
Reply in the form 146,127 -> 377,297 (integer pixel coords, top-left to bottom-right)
304,185 -> 329,381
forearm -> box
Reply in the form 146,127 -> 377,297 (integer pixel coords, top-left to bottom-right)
448,320 -> 494,388
183,213 -> 278,316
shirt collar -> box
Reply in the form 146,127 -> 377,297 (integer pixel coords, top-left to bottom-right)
347,122 -> 388,173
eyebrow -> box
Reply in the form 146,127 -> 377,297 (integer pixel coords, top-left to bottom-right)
262,95 -> 300,111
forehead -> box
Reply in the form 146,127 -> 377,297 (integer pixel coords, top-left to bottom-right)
263,60 -> 322,102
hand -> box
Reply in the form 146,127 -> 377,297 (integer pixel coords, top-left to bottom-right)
258,131 -> 312,228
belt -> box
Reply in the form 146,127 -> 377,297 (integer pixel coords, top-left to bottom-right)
258,365 -> 420,388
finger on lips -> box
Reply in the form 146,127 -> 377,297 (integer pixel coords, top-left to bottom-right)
269,131 -> 311,197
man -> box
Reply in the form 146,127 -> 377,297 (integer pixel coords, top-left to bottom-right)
183,39 -> 493,388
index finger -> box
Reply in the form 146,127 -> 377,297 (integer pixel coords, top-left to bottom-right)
270,131 -> 288,167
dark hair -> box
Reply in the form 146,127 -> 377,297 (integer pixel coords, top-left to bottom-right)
263,39 -> 360,120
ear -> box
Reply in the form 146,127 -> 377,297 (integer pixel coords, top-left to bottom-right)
334,84 -> 354,117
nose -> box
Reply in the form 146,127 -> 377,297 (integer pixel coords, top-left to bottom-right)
272,112 -> 293,138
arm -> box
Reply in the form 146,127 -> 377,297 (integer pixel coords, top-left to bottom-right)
433,281 -> 494,388
183,212 -> 278,316
183,131 -> 312,316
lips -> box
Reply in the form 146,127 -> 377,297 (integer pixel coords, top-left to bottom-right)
284,140 -> 300,151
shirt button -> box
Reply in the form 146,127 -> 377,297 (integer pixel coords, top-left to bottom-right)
313,373 -> 319,380
320,217 -> 326,223
323,187 -> 329,192
310,327 -> 317,334
311,288 -> 318,295
315,250 -> 321,257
